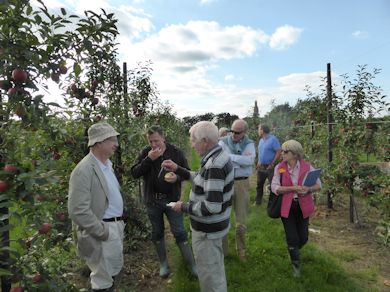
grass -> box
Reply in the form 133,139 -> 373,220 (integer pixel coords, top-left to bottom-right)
168,149 -> 365,292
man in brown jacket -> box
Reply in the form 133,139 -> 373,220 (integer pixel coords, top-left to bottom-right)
68,122 -> 124,292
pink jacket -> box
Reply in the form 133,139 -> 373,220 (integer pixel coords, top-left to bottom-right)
278,160 -> 315,219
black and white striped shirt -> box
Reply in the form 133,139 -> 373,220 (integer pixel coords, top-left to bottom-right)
178,145 -> 234,239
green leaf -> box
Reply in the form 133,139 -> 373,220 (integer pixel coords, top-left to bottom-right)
0,194 -> 9,202
0,214 -> 10,221
0,268 -> 13,277
26,5 -> 33,15
34,14 -> 42,25
74,63 -> 81,78
0,202 -> 10,209
61,7 -> 67,15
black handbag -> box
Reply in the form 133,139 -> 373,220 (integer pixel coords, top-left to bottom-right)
267,174 -> 283,219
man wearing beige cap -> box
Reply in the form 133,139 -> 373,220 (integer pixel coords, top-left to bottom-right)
68,122 -> 124,292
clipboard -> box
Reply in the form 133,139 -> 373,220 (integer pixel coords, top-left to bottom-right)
303,169 -> 322,187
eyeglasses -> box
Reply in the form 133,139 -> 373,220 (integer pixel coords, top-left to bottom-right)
282,150 -> 291,154
230,130 -> 244,135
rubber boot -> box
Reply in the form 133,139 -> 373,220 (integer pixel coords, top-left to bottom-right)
178,241 -> 198,277
288,246 -> 301,278
154,240 -> 170,278
236,224 -> 247,262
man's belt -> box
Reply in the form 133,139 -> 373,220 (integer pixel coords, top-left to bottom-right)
155,192 -> 168,199
235,177 -> 248,181
103,216 -> 123,222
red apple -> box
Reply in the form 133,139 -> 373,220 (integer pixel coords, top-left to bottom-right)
4,164 -> 18,172
0,180 -> 9,192
12,68 -> 28,82
38,223 -> 51,235
10,287 -> 23,292
51,72 -> 60,83
70,83 -> 77,93
57,212 -> 67,222
7,87 -> 20,96
59,65 -> 67,74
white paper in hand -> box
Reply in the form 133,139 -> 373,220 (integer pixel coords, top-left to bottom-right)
166,202 -> 176,208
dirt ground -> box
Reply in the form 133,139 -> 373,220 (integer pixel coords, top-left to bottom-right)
310,200 -> 390,292
72,195 -> 390,292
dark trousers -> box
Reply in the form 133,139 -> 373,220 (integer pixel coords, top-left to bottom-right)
281,200 -> 309,249
255,166 -> 274,204
146,199 -> 187,244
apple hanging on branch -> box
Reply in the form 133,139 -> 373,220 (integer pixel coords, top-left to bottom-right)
12,68 -> 28,83
38,223 -> 52,235
4,164 -> 18,172
0,180 -> 9,192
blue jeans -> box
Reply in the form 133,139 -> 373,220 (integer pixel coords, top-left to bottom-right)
146,200 -> 188,244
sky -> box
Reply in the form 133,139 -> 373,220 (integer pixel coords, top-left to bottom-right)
40,0 -> 390,118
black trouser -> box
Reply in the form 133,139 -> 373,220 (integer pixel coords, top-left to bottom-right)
281,200 -> 309,249
255,165 -> 274,204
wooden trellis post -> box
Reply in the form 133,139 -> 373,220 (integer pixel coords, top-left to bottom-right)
326,63 -> 334,209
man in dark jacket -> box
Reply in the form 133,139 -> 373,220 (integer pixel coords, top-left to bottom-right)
131,125 -> 196,278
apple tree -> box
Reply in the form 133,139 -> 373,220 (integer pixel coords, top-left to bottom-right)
0,0 -> 125,290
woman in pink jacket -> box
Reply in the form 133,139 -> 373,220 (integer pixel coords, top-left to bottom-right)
271,140 -> 321,277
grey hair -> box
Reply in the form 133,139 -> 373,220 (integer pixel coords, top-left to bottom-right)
189,121 -> 219,143
232,119 -> 249,132
282,140 -> 304,160
218,127 -> 229,137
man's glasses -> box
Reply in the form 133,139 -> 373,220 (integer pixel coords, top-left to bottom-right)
230,130 -> 244,135
282,150 -> 291,154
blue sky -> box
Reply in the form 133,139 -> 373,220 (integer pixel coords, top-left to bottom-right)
43,0 -> 390,118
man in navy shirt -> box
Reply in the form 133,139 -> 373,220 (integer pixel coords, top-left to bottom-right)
255,124 -> 281,205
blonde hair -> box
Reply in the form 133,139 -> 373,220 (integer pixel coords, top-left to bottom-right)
282,140 -> 304,160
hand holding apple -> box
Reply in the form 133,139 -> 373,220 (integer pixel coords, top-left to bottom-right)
164,172 -> 177,183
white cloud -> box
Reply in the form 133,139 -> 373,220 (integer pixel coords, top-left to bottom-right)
224,74 -> 235,81
352,30 -> 368,39
277,71 -> 325,93
269,25 -> 303,50
200,0 -> 218,5
123,21 -> 268,66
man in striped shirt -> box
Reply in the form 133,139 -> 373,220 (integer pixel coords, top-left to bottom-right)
162,121 -> 234,292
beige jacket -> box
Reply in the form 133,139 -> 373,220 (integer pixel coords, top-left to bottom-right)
68,153 -> 110,261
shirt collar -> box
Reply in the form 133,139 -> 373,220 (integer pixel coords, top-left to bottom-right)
90,151 -> 112,170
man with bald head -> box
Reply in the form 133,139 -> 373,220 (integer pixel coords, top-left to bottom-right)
219,119 -> 256,261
